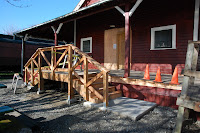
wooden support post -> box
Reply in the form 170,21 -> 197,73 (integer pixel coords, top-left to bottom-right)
38,53 -> 44,94
31,60 -> 34,86
175,42 -> 196,133
174,106 -> 185,133
124,4 -> 130,78
68,45 -> 74,102
84,57 -> 89,101
181,42 -> 195,96
21,38 -> 25,75
51,48 -> 55,80
190,44 -> 200,85
21,34 -> 28,76
103,71 -> 109,107
25,67 -> 28,84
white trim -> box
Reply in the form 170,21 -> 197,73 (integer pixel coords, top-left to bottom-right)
129,0 -> 143,17
151,24 -> 176,50
56,23 -> 63,34
74,0 -> 86,11
193,0 -> 200,41
81,37 -> 92,53
115,6 -> 125,16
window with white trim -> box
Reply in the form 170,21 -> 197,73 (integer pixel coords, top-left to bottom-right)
81,37 -> 92,53
151,25 -> 176,50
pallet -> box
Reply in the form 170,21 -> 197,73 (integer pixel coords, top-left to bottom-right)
174,41 -> 200,133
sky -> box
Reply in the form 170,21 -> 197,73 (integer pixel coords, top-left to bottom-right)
0,0 -> 80,34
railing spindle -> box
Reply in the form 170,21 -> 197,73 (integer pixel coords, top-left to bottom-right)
31,60 -> 34,86
51,47 -> 55,80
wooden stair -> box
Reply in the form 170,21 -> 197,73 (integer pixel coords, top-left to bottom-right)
72,74 -> 122,104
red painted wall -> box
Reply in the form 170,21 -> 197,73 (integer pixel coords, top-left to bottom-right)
130,0 -> 194,74
0,41 -> 49,71
111,82 -> 181,109
76,0 -> 195,74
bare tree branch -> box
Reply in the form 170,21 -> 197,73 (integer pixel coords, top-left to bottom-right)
5,0 -> 31,8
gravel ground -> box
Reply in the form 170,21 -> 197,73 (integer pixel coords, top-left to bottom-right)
1,79 -> 200,133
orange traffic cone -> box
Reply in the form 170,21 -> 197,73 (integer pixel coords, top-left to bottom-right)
170,67 -> 180,85
143,64 -> 150,80
154,67 -> 162,82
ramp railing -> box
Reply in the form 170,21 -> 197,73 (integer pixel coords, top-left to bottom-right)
24,44 -> 110,107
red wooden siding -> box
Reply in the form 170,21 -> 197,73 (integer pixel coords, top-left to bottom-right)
76,0 -> 195,74
0,41 -> 47,71
76,8 -> 125,68
130,0 -> 194,74
111,82 -> 181,109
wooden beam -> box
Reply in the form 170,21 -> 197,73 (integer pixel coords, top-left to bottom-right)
53,49 -> 68,70
115,6 -> 125,16
31,60 -> 34,86
129,0 -> 143,17
68,45 -> 74,100
86,71 -> 103,87
40,50 -> 51,67
38,53 -> 44,92
103,72 -> 109,107
25,67 -> 28,84
177,97 -> 200,112
181,42 -> 195,96
84,57 -> 89,101
51,48 -> 55,80
33,59 -> 39,68
71,45 -> 109,72
109,76 -> 182,90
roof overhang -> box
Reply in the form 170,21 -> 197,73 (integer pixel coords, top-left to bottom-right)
15,0 -> 134,40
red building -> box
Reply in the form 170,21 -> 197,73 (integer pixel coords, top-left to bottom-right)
15,0 -> 200,108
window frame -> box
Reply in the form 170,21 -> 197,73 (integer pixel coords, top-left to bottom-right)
81,37 -> 92,53
151,24 -> 176,50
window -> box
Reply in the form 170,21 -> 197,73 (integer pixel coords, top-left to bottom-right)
151,25 -> 176,50
81,37 -> 92,53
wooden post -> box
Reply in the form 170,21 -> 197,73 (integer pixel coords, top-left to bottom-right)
84,57 -> 89,101
51,48 -> 55,80
174,106 -> 185,133
124,4 -> 130,77
103,71 -> 109,107
175,42 -> 196,133
68,45 -> 74,102
21,38 -> 25,75
25,67 -> 28,84
38,53 -> 44,93
31,60 -> 34,86
181,42 -> 195,96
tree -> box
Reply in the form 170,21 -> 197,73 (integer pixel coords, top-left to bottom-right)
2,25 -> 19,35
5,0 -> 31,8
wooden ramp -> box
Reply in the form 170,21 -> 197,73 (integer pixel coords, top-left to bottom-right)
24,44 -> 122,107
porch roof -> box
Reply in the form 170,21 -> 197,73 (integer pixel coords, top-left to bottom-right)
15,0 -> 134,41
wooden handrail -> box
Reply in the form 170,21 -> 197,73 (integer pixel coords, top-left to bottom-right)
24,49 -> 39,67
70,45 -> 110,73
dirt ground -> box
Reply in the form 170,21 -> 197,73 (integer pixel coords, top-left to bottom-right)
1,79 -> 200,133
